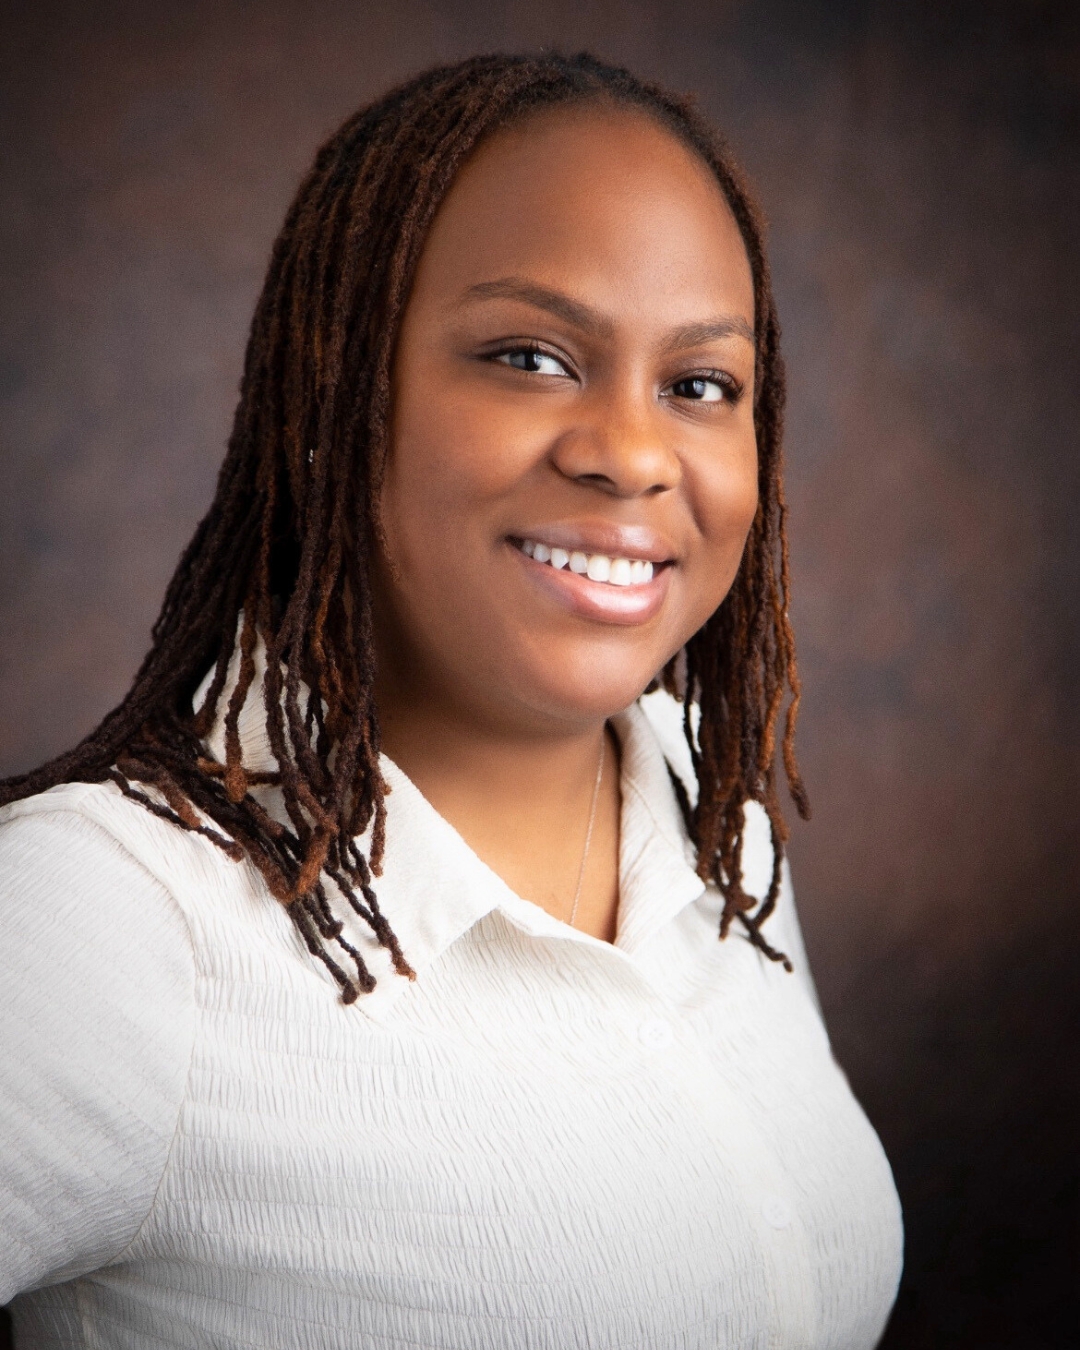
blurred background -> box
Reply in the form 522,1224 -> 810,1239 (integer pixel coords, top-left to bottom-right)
1,0 -> 1077,1344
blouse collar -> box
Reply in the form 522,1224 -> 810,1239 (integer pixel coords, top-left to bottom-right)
195,643 -> 706,1016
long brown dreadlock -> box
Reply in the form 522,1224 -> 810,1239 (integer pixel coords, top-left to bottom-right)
0,52 -> 808,1000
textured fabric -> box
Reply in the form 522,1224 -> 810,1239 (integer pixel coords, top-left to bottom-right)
0,682 -> 903,1349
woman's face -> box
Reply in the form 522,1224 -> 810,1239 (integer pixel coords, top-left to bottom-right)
377,102 -> 759,735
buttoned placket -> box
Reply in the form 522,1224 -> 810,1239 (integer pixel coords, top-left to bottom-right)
473,902 -> 821,1347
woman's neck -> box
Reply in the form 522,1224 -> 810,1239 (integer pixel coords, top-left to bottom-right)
374,687 -> 622,942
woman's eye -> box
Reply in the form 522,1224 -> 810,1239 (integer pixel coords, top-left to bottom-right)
495,347 -> 569,376
668,375 -> 733,403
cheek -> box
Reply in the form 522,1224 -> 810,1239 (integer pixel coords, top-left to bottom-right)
386,376 -> 540,546
685,442 -> 760,616
382,402 -> 480,576
381,373 -> 550,635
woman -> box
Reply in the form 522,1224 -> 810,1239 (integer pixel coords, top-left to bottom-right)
0,52 -> 902,1349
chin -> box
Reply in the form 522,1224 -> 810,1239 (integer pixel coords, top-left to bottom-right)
508,649 -> 670,727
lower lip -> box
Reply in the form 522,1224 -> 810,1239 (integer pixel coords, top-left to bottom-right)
508,542 -> 672,626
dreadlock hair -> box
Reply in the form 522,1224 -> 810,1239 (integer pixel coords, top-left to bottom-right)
0,51 -> 809,1000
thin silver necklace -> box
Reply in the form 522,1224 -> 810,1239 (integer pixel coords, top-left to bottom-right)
568,732 -> 606,929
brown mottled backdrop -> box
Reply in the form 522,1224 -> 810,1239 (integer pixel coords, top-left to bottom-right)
1,0 -> 1077,1345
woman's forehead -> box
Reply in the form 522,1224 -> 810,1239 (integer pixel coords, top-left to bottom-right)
409,101 -> 754,328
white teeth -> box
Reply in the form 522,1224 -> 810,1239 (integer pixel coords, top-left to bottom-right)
586,555 -> 611,582
519,538 -> 659,586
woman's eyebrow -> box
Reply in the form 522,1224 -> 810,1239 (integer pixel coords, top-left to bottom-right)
460,278 -> 615,337
460,277 -> 754,350
659,316 -> 756,351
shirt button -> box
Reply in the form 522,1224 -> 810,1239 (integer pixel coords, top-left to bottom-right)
637,1017 -> 675,1050
761,1195 -> 793,1230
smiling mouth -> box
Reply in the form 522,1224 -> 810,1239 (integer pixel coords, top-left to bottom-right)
513,537 -> 663,587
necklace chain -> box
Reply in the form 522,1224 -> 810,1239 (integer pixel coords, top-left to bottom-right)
568,733 -> 606,929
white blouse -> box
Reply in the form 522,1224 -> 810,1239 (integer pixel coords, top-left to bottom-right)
0,675 -> 902,1350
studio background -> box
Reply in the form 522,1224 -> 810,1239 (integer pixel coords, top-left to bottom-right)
1,1 -> 1076,1346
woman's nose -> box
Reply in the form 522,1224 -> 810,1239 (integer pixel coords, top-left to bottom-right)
549,389 -> 681,498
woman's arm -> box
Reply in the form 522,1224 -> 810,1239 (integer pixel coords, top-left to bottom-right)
0,806 -> 195,1298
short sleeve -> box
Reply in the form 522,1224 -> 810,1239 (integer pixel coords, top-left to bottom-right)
0,806 -> 195,1300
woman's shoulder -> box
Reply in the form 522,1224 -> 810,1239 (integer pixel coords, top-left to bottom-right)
0,779 -> 172,883
1,777 -> 249,915
0,782 -> 198,1301
0,778 -> 198,1003
0,779 -> 200,1062
2,776 -> 185,859
637,689 -> 819,1006
636,688 -> 782,876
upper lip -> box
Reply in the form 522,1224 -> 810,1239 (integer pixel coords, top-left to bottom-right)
508,521 -> 677,564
